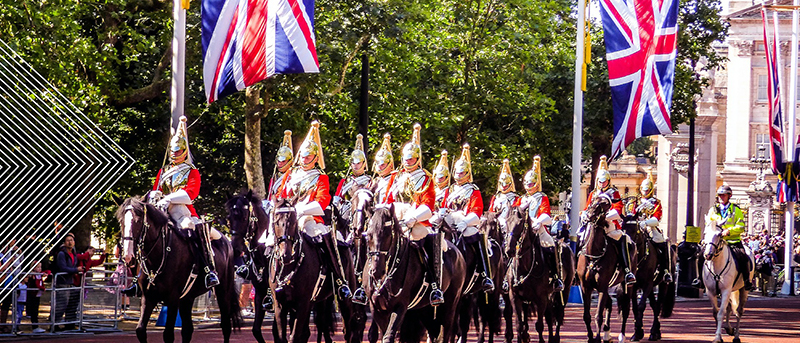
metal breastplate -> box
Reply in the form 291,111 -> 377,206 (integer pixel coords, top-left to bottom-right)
268,173 -> 284,200
287,168 -> 321,202
493,192 -> 518,218
520,192 -> 543,218
435,188 -> 447,207
393,169 -> 428,204
341,175 -> 371,200
446,183 -> 477,210
159,163 -> 194,194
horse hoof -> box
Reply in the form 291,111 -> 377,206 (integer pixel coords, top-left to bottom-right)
711,337 -> 723,343
632,328 -> 644,341
732,339 -> 740,343
647,333 -> 660,341
725,327 -> 735,336
618,333 -> 626,343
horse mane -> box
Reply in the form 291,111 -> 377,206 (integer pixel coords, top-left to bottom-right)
226,189 -> 263,211
372,205 -> 402,236
115,196 -> 169,228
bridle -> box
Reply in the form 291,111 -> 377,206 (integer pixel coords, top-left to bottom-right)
509,211 -> 545,287
367,209 -> 407,298
271,206 -> 305,289
230,200 -> 262,281
122,203 -> 171,290
580,201 -> 609,261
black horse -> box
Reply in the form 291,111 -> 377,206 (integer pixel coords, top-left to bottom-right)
504,208 -> 554,343
544,229 -> 576,343
618,207 -> 676,342
456,212 -> 503,343
268,198 -> 364,343
365,204 -> 466,343
117,197 -> 242,343
577,195 -> 633,343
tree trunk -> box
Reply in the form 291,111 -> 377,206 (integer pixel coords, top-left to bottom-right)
244,87 -> 266,199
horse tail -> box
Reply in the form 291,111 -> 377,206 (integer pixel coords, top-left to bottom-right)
660,279 -> 676,318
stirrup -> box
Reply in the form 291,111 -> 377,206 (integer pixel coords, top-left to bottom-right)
338,284 -> 352,299
552,278 -> 564,292
262,294 -> 274,313
352,287 -> 367,305
481,277 -> 495,292
235,264 -> 250,279
121,282 -> 142,297
691,278 -> 704,289
205,271 -> 220,289
624,271 -> 636,285
430,287 -> 444,306
663,270 -> 673,283
502,280 -> 509,293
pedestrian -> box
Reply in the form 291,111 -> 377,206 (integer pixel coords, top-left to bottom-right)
15,277 -> 28,328
53,233 -> 84,331
0,240 -> 22,333
26,262 -> 47,333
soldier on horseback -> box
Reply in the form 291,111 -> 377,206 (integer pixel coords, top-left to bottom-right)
692,185 -> 753,291
581,155 -> 637,285
124,116 -> 221,296
279,121 -> 352,299
488,159 -> 519,238
385,123 -> 443,305
432,150 -> 450,209
436,144 -> 494,293
515,155 -> 564,292
632,169 -> 673,283
371,133 -> 396,204
333,134 -> 372,231
260,130 -> 294,246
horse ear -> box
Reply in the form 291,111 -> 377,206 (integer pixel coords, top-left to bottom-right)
111,194 -> 124,205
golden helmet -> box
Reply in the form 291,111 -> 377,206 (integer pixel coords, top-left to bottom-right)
275,130 -> 294,173
640,168 -> 655,198
169,116 -> 191,164
596,155 -> 611,190
497,159 -> 515,193
523,156 -> 542,194
453,143 -> 473,185
433,150 -> 450,189
373,133 -> 394,176
401,123 -> 422,171
296,121 -> 325,170
351,134 -> 367,175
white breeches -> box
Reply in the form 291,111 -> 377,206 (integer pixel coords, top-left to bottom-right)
604,225 -> 625,241
299,215 -> 331,238
646,226 -> 667,243
168,204 -> 221,240
393,203 -> 434,241
533,224 -> 555,248
447,211 -> 479,237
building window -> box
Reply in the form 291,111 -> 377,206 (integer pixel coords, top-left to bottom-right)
757,74 -> 768,102
755,133 -> 770,160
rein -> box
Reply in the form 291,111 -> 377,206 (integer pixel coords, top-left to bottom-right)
369,217 -> 407,298
271,206 -> 305,289
234,201 -> 263,282
127,204 -> 171,290
511,214 -> 544,287
703,236 -> 735,293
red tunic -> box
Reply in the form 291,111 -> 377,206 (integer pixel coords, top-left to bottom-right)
386,172 -> 436,227
584,189 -> 623,229
281,172 -> 331,224
445,188 -> 483,217
513,193 -> 551,218
152,168 -> 201,217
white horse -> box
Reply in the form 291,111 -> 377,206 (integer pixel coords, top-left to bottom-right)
701,216 -> 753,343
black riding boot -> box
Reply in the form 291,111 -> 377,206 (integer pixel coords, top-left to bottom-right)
731,244 -> 754,291
197,224 -> 220,289
475,235 -> 495,292
692,253 -> 705,289
122,268 -> 143,297
321,232 -> 352,299
618,236 -> 637,285
423,234 -> 444,306
262,287 -> 274,312
544,246 -> 564,292
655,242 -> 673,283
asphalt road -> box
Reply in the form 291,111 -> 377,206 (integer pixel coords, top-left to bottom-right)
8,295 -> 800,343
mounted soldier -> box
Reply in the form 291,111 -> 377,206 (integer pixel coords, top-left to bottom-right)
581,155 -> 636,285
260,130 -> 294,246
333,134 -> 372,239
631,169 -> 673,283
124,116 -> 221,296
433,144 -> 494,293
692,185 -> 753,291
432,150 -> 450,209
488,159 -> 519,239
279,121 -> 352,299
515,155 -> 564,292
385,123 -> 443,305
370,133 -> 396,204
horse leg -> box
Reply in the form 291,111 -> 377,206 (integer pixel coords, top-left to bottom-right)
633,287 -> 648,342
596,292 -> 610,343
647,290 -> 661,341
513,295 -> 529,343
161,304 -> 179,343
545,307 -> 555,343
732,290 -> 746,343
253,288 -> 267,343
618,288 -> 631,343
712,289 -> 732,343
135,296 -> 158,343
503,293 -> 514,343
368,320 -> 381,343
383,309 -> 407,343
273,304 -> 289,343
291,304 -> 312,343
457,296 -> 472,343
582,287 -> 594,343
179,300 -> 194,343
534,298 -> 547,343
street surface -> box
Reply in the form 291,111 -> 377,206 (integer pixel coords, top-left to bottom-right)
8,295 -> 800,343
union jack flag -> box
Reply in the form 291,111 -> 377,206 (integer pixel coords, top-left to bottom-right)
202,0 -> 319,103
599,0 -> 677,159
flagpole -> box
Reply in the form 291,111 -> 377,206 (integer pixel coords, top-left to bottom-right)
171,0 -> 187,132
783,1 -> 799,296
570,0 -> 586,238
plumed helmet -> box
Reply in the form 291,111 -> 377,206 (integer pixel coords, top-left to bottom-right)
169,116 -> 192,165
296,121 -> 325,170
275,130 -> 294,173
717,185 -> 732,195
523,156 -> 542,194
640,168 -> 655,198
497,159 -> 515,193
453,143 -> 473,185
373,133 -> 394,176
595,155 -> 611,189
351,134 -> 367,175
401,123 -> 422,171
433,150 -> 450,189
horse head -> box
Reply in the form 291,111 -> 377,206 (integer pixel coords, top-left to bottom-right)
366,203 -> 403,306
582,193 -> 613,257
481,212 -> 502,246
703,214 -> 725,260
271,198 -> 299,253
226,190 -> 265,255
351,189 -> 375,237
116,197 -> 170,265
504,207 -> 530,258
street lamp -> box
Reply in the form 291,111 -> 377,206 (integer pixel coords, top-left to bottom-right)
750,145 -> 770,184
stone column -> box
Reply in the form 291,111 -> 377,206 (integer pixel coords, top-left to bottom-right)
746,179 -> 774,236
725,40 -> 753,165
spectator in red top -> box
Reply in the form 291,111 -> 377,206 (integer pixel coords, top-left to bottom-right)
53,234 -> 84,331
26,262 -> 47,333
74,246 -> 108,286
